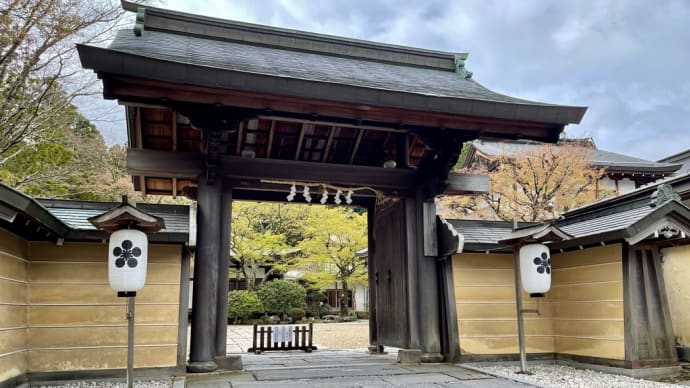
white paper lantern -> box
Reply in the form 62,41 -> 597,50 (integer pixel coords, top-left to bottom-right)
108,229 -> 148,293
519,243 -> 551,295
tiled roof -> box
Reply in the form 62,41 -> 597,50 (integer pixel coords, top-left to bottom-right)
448,220 -> 517,246
78,2 -> 587,126
37,199 -> 190,235
558,205 -> 654,238
470,140 -> 681,173
108,30 -> 545,107
449,189 -> 689,251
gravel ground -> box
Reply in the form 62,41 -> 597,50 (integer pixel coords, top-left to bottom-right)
470,362 -> 680,388
311,320 -> 370,349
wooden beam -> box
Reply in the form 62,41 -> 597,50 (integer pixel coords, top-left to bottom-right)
171,111 -> 178,151
172,177 -> 178,198
127,149 -> 489,195
321,126 -> 336,163
135,107 -> 146,197
442,173 -> 489,195
349,128 -> 365,164
294,123 -> 308,161
259,115 -> 406,133
128,149 -> 203,179
235,121 -> 245,155
266,120 -> 276,158
396,133 -> 410,168
107,76 -> 562,141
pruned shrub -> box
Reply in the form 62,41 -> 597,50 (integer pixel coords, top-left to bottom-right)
257,280 -> 307,316
227,290 -> 264,324
307,304 -> 331,319
288,307 -> 305,322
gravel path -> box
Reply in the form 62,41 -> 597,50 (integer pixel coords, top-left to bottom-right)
36,379 -> 172,387
311,320 -> 370,349
470,362 -> 680,388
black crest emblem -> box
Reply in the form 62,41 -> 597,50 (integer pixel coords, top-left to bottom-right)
533,252 -> 551,274
113,240 -> 141,268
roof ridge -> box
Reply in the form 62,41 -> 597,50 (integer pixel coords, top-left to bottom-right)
121,0 -> 468,72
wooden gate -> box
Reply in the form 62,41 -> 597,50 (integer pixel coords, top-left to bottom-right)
373,200 -> 410,348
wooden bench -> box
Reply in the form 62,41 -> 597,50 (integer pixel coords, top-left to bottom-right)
248,323 -> 316,354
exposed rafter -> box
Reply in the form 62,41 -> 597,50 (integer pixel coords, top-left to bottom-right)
322,126 -> 336,163
349,128 -> 365,164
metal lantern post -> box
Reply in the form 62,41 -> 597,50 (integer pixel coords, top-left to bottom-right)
88,196 -> 165,388
499,224 -> 571,374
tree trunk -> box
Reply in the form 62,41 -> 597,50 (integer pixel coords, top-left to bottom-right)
340,279 -> 349,316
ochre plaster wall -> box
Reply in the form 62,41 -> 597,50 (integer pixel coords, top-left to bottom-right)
26,242 -> 181,372
0,228 -> 29,383
452,244 -> 625,361
551,244 -> 625,360
661,244 -> 690,351
453,253 -> 555,356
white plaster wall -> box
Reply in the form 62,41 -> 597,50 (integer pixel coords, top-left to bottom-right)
618,178 -> 636,194
661,245 -> 690,348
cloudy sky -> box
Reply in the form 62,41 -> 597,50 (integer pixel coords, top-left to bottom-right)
89,0 -> 690,161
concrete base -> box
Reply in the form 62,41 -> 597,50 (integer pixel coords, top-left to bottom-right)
560,359 -> 682,379
421,352 -> 444,363
187,360 -> 218,373
397,349 -> 423,364
215,355 -> 243,370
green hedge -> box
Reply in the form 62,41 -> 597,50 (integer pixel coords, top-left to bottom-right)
257,280 -> 307,316
227,290 -> 264,323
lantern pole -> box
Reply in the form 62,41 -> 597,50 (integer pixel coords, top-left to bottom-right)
512,245 -> 528,374
87,196 -> 165,388
126,294 -> 135,388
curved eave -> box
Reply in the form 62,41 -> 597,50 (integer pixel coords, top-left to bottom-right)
0,184 -> 71,239
77,44 -> 586,127
596,163 -> 682,174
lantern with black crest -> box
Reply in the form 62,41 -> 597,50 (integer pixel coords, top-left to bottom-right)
88,196 -> 165,296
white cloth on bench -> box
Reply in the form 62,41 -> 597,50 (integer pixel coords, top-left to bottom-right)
272,326 -> 293,343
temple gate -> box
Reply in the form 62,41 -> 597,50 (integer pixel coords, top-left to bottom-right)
78,0 -> 586,371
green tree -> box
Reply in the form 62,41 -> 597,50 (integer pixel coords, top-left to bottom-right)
0,0 -> 120,164
227,290 -> 264,324
256,279 -> 307,316
297,206 -> 367,315
230,202 -> 309,290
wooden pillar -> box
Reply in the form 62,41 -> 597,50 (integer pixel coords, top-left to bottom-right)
367,204 -> 383,353
404,196 -> 421,352
215,187 -> 232,357
438,255 -> 460,362
414,194 -> 443,362
623,243 -> 678,368
188,175 -> 221,373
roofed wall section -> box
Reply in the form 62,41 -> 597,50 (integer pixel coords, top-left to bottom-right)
0,228 -> 28,385
551,244 -> 625,361
25,242 -> 182,373
451,244 -> 625,362
453,253 -> 555,357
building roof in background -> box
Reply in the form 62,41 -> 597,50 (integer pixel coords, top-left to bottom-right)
464,139 -> 682,175
659,148 -> 690,174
